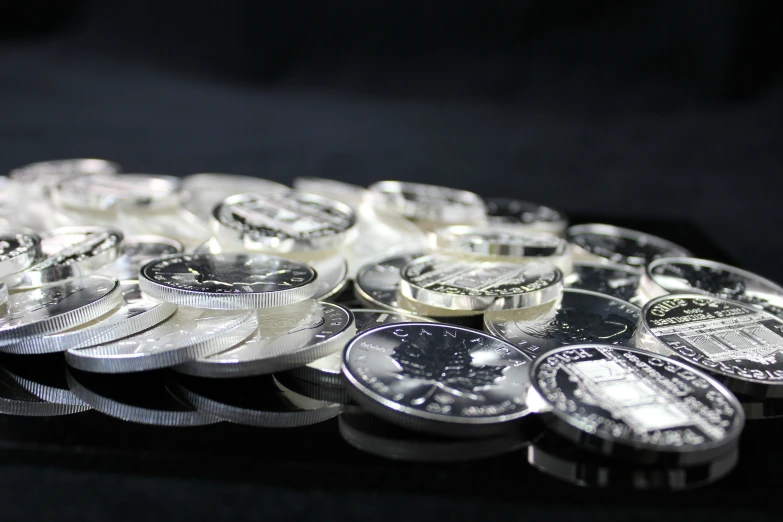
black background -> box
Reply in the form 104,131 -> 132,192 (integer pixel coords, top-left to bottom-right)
0,2 -> 782,520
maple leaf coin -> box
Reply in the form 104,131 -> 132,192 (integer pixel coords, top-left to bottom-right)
567,224 -> 691,268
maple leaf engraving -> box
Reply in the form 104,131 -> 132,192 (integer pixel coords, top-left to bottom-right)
526,309 -> 636,346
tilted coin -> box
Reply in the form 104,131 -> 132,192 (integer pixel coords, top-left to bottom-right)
0,232 -> 41,278
366,180 -> 486,228
293,177 -> 367,210
139,253 -> 318,309
0,352 -> 88,406
567,223 -> 692,268
0,276 -> 123,345
180,173 -> 289,220
0,370 -> 89,416
338,406 -> 535,463
568,261 -> 643,305
176,300 -> 355,378
342,322 -> 535,437
65,307 -> 258,373
399,255 -> 563,311
66,367 -> 218,426
1,281 -> 177,354
0,282 -> 7,306
530,344 -> 744,465
212,191 -> 356,253
273,372 -> 353,404
51,173 -> 181,211
528,431 -> 738,490
636,294 -> 783,398
485,198 -> 568,235
172,373 -> 341,427
9,158 -> 119,196
10,226 -> 123,289
429,225 -> 572,273
642,257 -> 783,319
98,235 -> 184,281
288,308 -> 434,387
485,289 -> 640,359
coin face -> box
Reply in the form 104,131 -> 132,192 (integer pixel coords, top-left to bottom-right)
354,253 -> 422,312
0,232 -> 41,278
52,174 -> 181,211
485,198 -> 568,235
367,181 -> 486,226
139,253 -> 318,309
485,289 -> 640,359
531,344 -> 744,464
568,261 -> 642,304
342,322 -> 534,437
307,254 -> 349,300
638,294 -> 783,397
293,177 -> 367,210
0,276 -> 123,344
100,235 -> 184,281
400,255 -> 563,311
430,226 -> 568,259
180,173 -> 289,220
567,224 -> 691,267
175,300 -> 355,377
213,191 -> 356,252
645,258 -> 783,319
9,158 -> 119,193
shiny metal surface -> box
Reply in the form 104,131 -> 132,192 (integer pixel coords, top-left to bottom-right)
568,261 -> 643,304
0,232 -> 41,278
293,177 -> 367,210
52,173 -> 181,211
485,198 -> 568,235
430,226 -> 567,258
567,223 -> 692,267
180,173 -> 289,220
9,158 -> 119,195
367,180 -> 486,226
97,235 -> 184,281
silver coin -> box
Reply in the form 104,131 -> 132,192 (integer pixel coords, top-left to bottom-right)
0,283 -> 7,306
338,406 -> 533,462
213,191 -> 356,253
1,281 -> 177,354
0,276 -> 123,345
289,308 -> 434,386
342,322 -> 534,437
10,226 -> 123,289
366,180 -> 486,226
528,431 -> 738,490
176,300 -> 355,378
568,261 -> 643,305
9,158 -> 119,196
0,232 -> 41,278
0,352 -> 88,406
97,235 -> 184,281
307,253 -> 349,301
567,224 -> 692,267
139,253 -> 318,310
642,257 -> 783,319
485,289 -> 640,359
636,294 -> 783,398
171,373 -> 341,427
0,372 -> 89,416
485,198 -> 568,235
65,367 -> 219,426
399,255 -> 563,312
273,372 -> 353,404
51,173 -> 181,211
292,177 -> 367,211
65,307 -> 258,373
530,344 -> 744,465
180,173 -> 289,221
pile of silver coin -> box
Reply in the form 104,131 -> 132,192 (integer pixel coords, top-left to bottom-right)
1,157 -> 782,490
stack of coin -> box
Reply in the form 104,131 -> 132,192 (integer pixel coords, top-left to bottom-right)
0,158 -> 780,490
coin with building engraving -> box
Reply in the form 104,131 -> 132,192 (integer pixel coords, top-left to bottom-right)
139,253 -> 318,309
176,300 -> 354,378
0,232 -> 41,278
485,289 -> 640,359
531,344 -> 744,465
637,294 -> 783,398
567,224 -> 692,268
642,258 -> 783,319
342,322 -> 534,437
400,255 -> 563,311
568,261 -> 643,304
367,181 -> 486,227
0,276 -> 123,346
213,191 -> 356,252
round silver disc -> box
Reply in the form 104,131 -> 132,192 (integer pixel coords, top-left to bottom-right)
1,281 -> 177,354
52,173 -> 181,211
180,173 -> 289,220
139,253 -> 318,310
64,307 -> 258,373
567,223 -> 692,267
399,255 -> 563,311
0,232 -> 41,278
9,158 -> 119,195
530,344 -> 744,465
98,235 -> 184,281
637,294 -> 783,398
293,177 -> 367,210
0,374 -> 89,416
568,261 -> 643,305
306,253 -> 349,301
0,276 -> 123,345
485,289 -> 640,359
342,322 -> 534,437
175,300 -> 355,378
430,225 -> 570,264
366,180 -> 486,226
485,198 -> 568,235
0,352 -> 89,406
212,191 -> 356,252
642,257 -> 783,319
